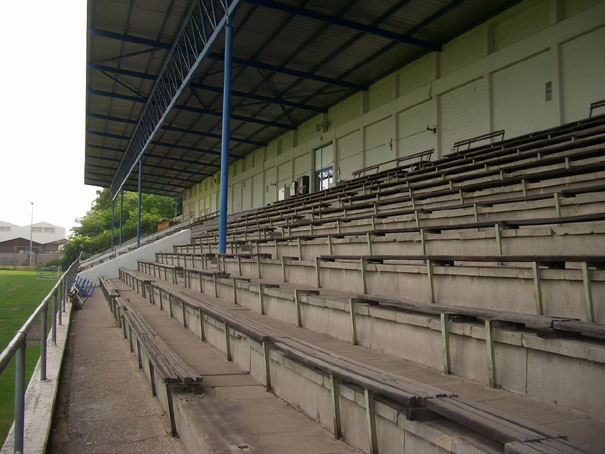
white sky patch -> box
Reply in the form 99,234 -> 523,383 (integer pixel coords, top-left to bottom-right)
0,1 -> 100,236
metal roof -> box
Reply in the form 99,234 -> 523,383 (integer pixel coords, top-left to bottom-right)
85,0 -> 520,198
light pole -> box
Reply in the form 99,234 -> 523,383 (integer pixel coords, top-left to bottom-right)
29,202 -> 34,267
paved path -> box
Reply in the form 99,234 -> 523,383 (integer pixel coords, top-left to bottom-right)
47,291 -> 186,454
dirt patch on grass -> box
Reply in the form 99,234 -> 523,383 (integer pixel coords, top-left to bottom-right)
0,306 -> 22,311
0,283 -> 24,298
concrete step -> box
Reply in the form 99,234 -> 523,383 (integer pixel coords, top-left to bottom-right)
118,270 -> 605,453
156,249 -> 605,323
137,264 -> 605,414
178,221 -> 605,261
106,280 -> 360,454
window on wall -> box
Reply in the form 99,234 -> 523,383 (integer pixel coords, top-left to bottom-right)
314,143 -> 334,191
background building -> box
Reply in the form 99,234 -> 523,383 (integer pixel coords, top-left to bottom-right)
0,220 -> 66,266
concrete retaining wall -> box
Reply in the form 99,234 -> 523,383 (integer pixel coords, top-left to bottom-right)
174,272 -> 605,418
78,229 -> 191,284
143,283 -> 499,454
212,257 -> 605,323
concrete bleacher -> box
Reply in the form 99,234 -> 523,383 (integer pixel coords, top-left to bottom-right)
96,114 -> 605,453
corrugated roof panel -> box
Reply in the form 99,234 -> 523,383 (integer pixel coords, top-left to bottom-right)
85,0 -> 522,197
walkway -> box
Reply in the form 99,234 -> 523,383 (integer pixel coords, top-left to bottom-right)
47,291 -> 186,454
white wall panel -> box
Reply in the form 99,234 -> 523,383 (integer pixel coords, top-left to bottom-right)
365,117 -> 394,167
440,26 -> 486,76
242,178 -> 252,210
368,76 -> 394,111
561,26 -> 605,122
253,173 -> 264,208
294,153 -> 311,178
397,54 -> 433,97
278,161 -> 292,188
232,182 -> 241,213
264,167 -> 277,204
397,100 -> 437,156
492,51 -> 555,138
493,0 -> 550,51
209,194 -> 216,214
439,79 -> 489,155
337,130 -> 363,180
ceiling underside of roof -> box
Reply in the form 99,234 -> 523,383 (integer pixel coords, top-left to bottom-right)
85,0 -> 519,198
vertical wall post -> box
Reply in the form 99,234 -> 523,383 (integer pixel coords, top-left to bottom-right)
137,159 -> 142,248
218,16 -> 233,254
119,189 -> 124,246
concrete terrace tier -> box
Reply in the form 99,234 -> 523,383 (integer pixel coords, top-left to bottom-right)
116,270 -> 605,453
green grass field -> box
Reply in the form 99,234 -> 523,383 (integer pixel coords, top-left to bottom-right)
0,270 -> 57,445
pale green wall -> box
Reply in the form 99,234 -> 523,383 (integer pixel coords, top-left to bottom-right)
183,0 -> 605,218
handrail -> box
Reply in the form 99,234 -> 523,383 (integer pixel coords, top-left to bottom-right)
589,99 -> 605,118
0,255 -> 79,454
352,148 -> 434,178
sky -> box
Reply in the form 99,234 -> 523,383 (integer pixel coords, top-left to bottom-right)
0,1 -> 100,236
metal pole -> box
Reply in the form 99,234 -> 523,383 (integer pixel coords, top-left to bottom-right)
119,189 -> 124,246
218,16 -> 233,254
137,159 -> 142,248
41,307 -> 47,381
111,199 -> 115,250
14,340 -> 26,454
29,202 -> 34,267
174,197 -> 178,218
51,292 -> 57,346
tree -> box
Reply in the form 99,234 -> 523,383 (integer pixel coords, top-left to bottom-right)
61,189 -> 177,269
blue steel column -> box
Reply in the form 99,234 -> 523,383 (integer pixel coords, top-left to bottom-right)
111,199 -> 115,249
137,159 -> 142,248
218,16 -> 233,254
119,189 -> 123,246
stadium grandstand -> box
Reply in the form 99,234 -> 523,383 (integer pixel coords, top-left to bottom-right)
4,1 -> 605,453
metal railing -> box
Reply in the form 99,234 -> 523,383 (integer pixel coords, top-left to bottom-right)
0,256 -> 79,454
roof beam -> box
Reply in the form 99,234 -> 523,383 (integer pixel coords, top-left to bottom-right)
175,103 -> 293,129
88,64 -> 326,114
86,130 -> 237,158
88,63 -> 156,80
87,171 -> 189,189
86,143 -> 221,168
85,152 -> 210,176
87,163 -> 199,186
109,0 -> 244,198
87,88 -> 291,130
244,0 -> 440,51
86,130 -> 130,141
191,82 -> 327,113
209,52 -> 366,91
87,88 -> 146,103
162,125 -> 263,146
88,28 -> 172,50
86,173 -> 181,197
87,112 -> 265,146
